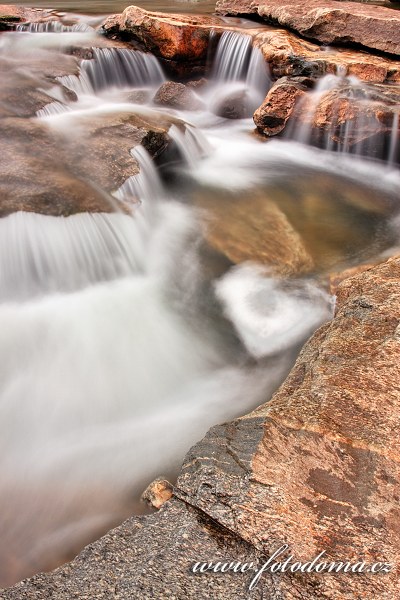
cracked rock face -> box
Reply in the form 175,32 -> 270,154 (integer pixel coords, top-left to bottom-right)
216,0 -> 400,56
2,257 -> 400,599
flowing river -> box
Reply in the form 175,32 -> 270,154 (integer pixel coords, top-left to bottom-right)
0,10 -> 399,587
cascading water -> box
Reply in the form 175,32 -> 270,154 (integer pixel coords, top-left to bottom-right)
207,30 -> 271,118
16,21 -> 93,32
66,47 -> 165,95
285,71 -> 400,165
389,112 -> 399,166
1,11 -> 399,589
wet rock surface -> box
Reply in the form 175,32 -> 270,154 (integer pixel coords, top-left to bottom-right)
254,77 -> 309,136
216,0 -> 400,56
153,81 -> 203,110
0,111 -> 177,217
295,83 -> 400,160
3,257 -> 400,599
252,26 -> 400,83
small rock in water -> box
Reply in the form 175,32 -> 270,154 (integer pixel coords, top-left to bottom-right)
153,81 -> 203,111
213,89 -> 253,120
141,479 -> 174,509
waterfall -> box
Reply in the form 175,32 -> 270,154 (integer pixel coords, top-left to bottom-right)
212,31 -> 253,82
59,48 -> 165,96
168,124 -> 212,169
208,31 -> 270,118
80,48 -> 164,94
211,31 -> 270,94
16,21 -> 93,32
285,72 -> 399,164
389,112 -> 399,166
36,101 -> 71,118
113,146 -> 164,204
0,212 -> 149,301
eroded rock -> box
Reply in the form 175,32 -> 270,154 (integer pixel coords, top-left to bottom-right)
102,6 -> 223,62
217,0 -> 400,56
253,77 -> 310,136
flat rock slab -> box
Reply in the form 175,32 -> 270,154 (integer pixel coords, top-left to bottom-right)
2,255 -> 400,597
216,0 -> 400,56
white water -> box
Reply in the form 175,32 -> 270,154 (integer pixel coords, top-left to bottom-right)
16,21 -> 94,32
61,47 -> 165,95
389,112 -> 399,166
285,72 -> 400,164
1,23 -> 399,586
216,264 -> 334,359
206,30 -> 271,118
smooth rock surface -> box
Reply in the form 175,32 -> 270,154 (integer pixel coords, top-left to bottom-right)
196,189 -> 314,275
153,81 -> 203,110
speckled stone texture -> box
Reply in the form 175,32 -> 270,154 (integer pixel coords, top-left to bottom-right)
216,0 -> 400,56
2,257 -> 400,598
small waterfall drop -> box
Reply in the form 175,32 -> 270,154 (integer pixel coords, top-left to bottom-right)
16,21 -> 93,33
169,124 -> 212,169
212,31 -> 253,82
285,72 -> 400,165
81,48 -> 164,94
389,112 -> 399,166
208,31 -> 270,118
114,145 -> 163,205
0,212 -> 148,301
36,101 -> 71,118
59,48 -> 165,96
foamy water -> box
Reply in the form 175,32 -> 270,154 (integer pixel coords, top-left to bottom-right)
0,23 -> 398,587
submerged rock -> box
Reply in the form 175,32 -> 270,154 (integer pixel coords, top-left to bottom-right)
213,88 -> 255,119
196,189 -> 314,275
216,0 -> 400,56
3,257 -> 400,599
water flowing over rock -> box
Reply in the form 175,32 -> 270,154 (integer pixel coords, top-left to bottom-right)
75,47 -> 165,93
209,30 -> 271,118
283,76 -> 400,164
4,256 -> 400,599
101,6 -> 400,83
216,0 -> 400,56
0,110 -> 177,217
